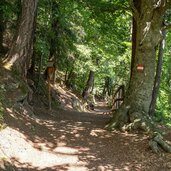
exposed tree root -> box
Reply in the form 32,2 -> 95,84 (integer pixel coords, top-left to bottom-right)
149,133 -> 171,153
105,105 -> 171,154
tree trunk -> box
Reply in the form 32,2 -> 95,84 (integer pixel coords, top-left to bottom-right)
65,68 -> 74,87
107,1 -> 166,130
43,1 -> 59,80
28,49 -> 36,76
130,0 -> 140,81
28,11 -> 37,76
102,77 -> 110,97
82,70 -> 94,100
0,12 -> 4,52
106,1 -> 171,153
49,1 -> 59,60
0,1 -> 6,53
149,30 -> 166,116
130,18 -> 136,80
5,0 -> 38,77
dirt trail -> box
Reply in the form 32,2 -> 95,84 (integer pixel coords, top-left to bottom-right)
0,65 -> 171,170
0,102 -> 171,171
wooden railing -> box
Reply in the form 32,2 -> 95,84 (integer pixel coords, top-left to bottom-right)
111,85 -> 125,111
103,85 -> 125,115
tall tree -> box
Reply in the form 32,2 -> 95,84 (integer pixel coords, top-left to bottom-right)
82,70 -> 94,100
5,0 -> 38,77
130,0 -> 141,80
102,77 -> 113,97
149,30 -> 166,116
107,0 -> 171,152
43,0 -> 59,80
49,0 -> 59,60
0,0 -> 7,54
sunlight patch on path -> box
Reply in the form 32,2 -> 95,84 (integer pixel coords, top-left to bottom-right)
0,127 -> 88,170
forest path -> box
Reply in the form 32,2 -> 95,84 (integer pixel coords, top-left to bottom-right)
0,101 -> 171,171
0,64 -> 171,170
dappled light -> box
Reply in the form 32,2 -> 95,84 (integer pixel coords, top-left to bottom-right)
0,127 -> 80,169
1,0 -> 171,170
0,105 -> 170,170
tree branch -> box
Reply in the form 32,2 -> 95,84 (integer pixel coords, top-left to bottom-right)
129,0 -> 139,20
160,0 -> 171,12
152,0 -> 171,14
162,23 -> 171,30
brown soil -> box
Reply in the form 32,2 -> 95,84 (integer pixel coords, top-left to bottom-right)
0,80 -> 171,171
0,104 -> 171,171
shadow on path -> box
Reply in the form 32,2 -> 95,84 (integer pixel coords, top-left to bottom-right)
0,102 -> 170,171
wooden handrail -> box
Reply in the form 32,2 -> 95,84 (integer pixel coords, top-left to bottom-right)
112,85 -> 125,111
103,85 -> 125,115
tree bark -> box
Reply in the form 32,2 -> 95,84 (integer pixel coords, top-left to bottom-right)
130,0 -> 141,81
149,30 -> 166,116
130,18 -> 136,80
28,49 -> 36,76
27,9 -> 38,76
65,68 -> 74,87
107,0 -> 167,130
49,1 -> 59,60
43,0 -> 59,81
0,1 -> 6,53
82,70 -> 94,100
5,0 -> 38,77
103,77 -> 111,97
106,1 -> 171,153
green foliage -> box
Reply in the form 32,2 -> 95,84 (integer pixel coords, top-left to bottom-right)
34,0 -> 171,127
156,29 -> 171,126
4,0 -> 171,127
33,0 -> 131,95
0,0 -> 21,31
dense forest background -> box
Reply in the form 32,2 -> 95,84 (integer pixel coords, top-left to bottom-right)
0,0 -> 171,126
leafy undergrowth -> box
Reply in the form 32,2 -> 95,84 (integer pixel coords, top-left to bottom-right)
154,110 -> 171,128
